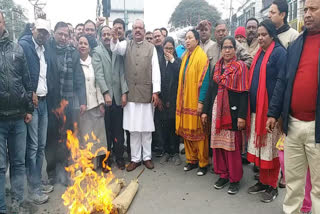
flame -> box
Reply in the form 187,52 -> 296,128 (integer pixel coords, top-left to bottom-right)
59,106 -> 114,213
53,99 -> 69,143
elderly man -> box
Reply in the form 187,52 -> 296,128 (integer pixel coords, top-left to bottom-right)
45,22 -> 86,186
0,11 -> 34,213
268,0 -> 299,48
92,25 -> 129,170
197,20 -> 216,74
212,21 -> 253,68
243,18 -> 260,57
19,19 -> 53,205
111,19 -> 161,172
266,0 -> 320,212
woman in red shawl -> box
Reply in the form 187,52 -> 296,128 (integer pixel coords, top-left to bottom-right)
202,36 -> 249,195
247,19 -> 287,203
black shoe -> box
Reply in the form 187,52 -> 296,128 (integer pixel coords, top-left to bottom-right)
214,178 -> 229,189
180,148 -> 185,155
242,157 -> 250,165
248,182 -> 268,194
228,182 -> 240,195
254,173 -> 260,181
197,167 -> 207,176
183,163 -> 198,171
116,159 -> 125,170
261,186 -> 278,203
155,151 -> 164,158
253,165 -> 259,173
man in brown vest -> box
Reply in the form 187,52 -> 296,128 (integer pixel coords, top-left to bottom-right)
111,19 -> 161,172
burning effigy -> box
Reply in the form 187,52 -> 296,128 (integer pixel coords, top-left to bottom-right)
56,100 -> 139,214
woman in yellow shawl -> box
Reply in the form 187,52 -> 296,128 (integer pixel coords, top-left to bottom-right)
176,29 -> 210,176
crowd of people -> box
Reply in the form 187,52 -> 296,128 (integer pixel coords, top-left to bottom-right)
0,0 -> 319,213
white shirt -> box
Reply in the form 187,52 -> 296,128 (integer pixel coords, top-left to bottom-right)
80,56 -> 104,111
32,37 -> 48,97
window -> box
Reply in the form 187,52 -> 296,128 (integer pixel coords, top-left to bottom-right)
293,0 -> 297,19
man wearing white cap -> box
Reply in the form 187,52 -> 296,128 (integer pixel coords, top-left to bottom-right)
19,19 -> 53,205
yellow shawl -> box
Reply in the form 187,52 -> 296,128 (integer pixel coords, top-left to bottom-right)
176,46 -> 209,141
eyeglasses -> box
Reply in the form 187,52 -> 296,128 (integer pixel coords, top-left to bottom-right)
222,46 -> 234,50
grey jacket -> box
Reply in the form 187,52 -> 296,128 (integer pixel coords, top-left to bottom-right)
92,44 -> 128,106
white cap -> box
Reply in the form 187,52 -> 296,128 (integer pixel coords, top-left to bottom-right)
35,19 -> 51,33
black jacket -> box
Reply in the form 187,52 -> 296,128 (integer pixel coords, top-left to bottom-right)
0,30 -> 34,119
203,69 -> 248,131
268,30 -> 320,143
45,38 -> 86,110
19,34 -> 50,92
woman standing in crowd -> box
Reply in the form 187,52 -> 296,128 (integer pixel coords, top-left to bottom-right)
157,37 -> 182,166
77,35 -> 108,171
202,36 -> 249,195
247,19 -> 287,203
176,29 -> 210,176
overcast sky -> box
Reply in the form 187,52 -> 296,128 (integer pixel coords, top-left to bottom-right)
14,0 -> 242,31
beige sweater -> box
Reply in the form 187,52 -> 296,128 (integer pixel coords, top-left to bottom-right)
278,27 -> 300,49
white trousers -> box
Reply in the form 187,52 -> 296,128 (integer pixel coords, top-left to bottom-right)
130,132 -> 152,162
283,116 -> 320,214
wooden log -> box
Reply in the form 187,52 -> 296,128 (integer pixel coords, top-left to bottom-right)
112,179 -> 139,214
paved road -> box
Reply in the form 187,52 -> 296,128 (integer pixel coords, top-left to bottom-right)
10,155 -> 285,214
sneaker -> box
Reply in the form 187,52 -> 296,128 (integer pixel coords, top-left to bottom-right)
254,173 -> 260,181
160,153 -> 170,164
279,177 -> 286,189
214,178 -> 229,189
41,184 -> 54,194
228,182 -> 240,195
197,167 -> 207,176
184,163 -> 198,171
248,182 -> 268,194
155,151 -> 164,158
172,153 -> 182,166
28,192 -> 49,205
10,200 -> 20,213
261,186 -> 278,203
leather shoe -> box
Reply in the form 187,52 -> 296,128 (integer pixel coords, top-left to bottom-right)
143,160 -> 154,169
116,159 -> 125,170
126,162 -> 141,172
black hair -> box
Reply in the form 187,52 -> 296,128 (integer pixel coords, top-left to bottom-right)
54,21 -> 68,32
75,23 -> 84,29
66,23 -> 73,27
84,19 -> 97,30
245,17 -> 259,27
186,29 -> 200,45
259,19 -> 281,44
215,20 -> 229,29
153,28 -> 161,33
163,36 -> 177,57
146,31 -> 152,35
113,18 -> 125,31
79,34 -> 98,50
272,0 -> 289,24
220,36 -> 237,50
99,25 -> 111,38
160,27 -> 168,36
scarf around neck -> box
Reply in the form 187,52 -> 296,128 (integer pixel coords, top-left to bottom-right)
277,24 -> 290,35
213,57 -> 249,132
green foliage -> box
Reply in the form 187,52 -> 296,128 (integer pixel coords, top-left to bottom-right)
169,0 -> 221,28
0,0 -> 28,41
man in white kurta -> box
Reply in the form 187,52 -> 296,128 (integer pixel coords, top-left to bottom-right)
111,19 -> 161,171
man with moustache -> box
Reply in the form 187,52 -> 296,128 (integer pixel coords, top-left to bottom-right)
111,19 -> 161,172
212,21 -> 253,68
92,26 -> 128,170
266,0 -> 320,212
243,18 -> 260,57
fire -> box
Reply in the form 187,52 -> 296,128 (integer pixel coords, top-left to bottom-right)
61,123 -> 114,214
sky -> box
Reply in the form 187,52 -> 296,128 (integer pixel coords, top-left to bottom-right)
14,0 -> 243,30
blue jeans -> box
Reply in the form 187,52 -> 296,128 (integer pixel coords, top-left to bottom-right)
0,119 -> 27,213
26,98 -> 48,194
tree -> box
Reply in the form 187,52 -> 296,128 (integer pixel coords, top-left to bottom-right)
169,0 -> 221,28
0,0 -> 28,41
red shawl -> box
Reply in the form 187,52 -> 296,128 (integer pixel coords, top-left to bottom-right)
213,57 -> 250,133
248,41 -> 275,147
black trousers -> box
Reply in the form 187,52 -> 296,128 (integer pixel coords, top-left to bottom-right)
152,110 -> 164,152
45,104 -> 79,181
105,103 -> 124,161
159,119 -> 180,155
